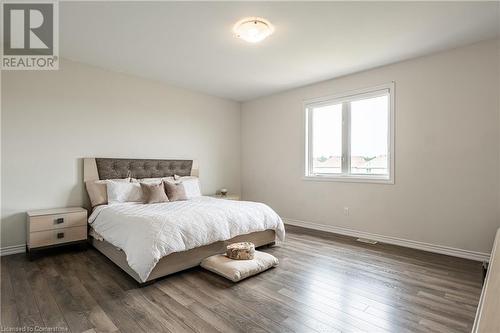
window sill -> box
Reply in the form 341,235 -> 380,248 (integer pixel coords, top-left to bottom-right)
302,175 -> 394,184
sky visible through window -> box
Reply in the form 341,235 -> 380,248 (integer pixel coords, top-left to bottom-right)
312,103 -> 342,157
312,95 -> 389,175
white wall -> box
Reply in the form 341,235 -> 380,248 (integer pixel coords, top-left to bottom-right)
241,39 -> 500,254
1,59 -> 241,248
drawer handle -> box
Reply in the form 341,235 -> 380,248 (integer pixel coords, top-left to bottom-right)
57,232 -> 64,239
55,217 -> 64,225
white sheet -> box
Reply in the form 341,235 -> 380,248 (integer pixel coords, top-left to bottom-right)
88,196 -> 285,282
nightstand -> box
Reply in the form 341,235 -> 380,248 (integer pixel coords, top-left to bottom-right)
26,207 -> 87,258
210,194 -> 241,201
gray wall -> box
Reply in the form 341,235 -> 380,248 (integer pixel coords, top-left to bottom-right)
1,59 -> 241,248
241,39 -> 500,254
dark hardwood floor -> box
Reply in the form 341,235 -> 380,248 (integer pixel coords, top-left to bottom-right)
1,225 -> 483,333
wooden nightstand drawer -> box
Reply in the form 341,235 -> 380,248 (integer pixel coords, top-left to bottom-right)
29,211 -> 87,232
29,226 -> 87,249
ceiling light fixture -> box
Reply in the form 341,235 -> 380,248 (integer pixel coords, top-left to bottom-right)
233,17 -> 274,43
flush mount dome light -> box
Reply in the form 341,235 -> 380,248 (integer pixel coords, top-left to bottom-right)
233,17 -> 274,43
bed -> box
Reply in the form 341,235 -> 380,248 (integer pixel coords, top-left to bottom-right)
83,158 -> 284,285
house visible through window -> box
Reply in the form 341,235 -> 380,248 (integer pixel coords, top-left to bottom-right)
305,83 -> 394,183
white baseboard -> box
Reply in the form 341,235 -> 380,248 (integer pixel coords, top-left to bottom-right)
0,244 -> 26,256
284,218 -> 490,262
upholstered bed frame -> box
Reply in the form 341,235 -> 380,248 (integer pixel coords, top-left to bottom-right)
83,158 -> 276,285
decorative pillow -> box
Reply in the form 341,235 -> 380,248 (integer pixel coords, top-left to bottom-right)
169,176 -> 202,198
140,182 -> 169,204
107,181 -> 143,204
163,181 -> 188,201
201,251 -> 279,282
132,177 -> 174,185
85,178 -> 130,207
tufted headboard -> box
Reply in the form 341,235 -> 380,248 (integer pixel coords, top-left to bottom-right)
83,157 -> 199,182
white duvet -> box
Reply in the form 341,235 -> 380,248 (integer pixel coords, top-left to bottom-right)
88,196 -> 285,282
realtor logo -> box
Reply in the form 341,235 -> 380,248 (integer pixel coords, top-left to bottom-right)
1,1 -> 58,70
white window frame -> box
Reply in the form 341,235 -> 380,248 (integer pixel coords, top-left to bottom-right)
303,82 -> 395,184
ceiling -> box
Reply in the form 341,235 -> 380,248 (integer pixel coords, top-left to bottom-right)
60,2 -> 499,102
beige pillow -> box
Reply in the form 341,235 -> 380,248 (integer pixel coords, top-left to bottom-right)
163,181 -> 188,201
85,178 -> 130,207
140,182 -> 169,204
200,251 -> 279,282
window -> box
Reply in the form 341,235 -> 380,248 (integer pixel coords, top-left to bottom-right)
304,83 -> 394,183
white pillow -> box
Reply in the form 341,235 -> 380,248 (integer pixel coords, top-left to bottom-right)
169,176 -> 201,198
131,177 -> 174,184
201,251 -> 279,282
85,178 -> 130,207
107,181 -> 143,204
